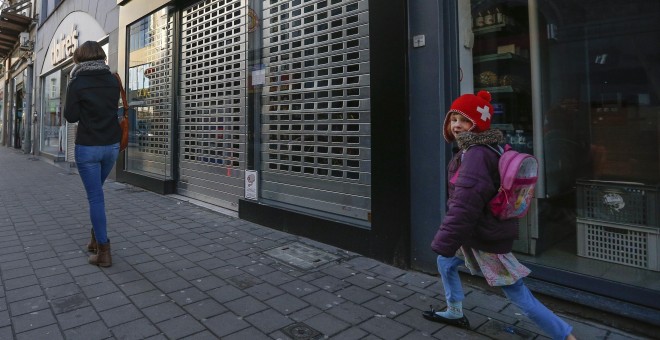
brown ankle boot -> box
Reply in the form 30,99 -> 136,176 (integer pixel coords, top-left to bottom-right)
88,241 -> 112,267
86,229 -> 97,253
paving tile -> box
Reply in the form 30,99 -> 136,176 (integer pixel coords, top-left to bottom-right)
344,273 -> 384,290
142,268 -> 178,282
244,309 -> 294,334
336,285 -> 379,304
265,293 -> 310,315
81,281 -> 119,298
15,324 -> 64,340
12,308 -> 57,333
244,282 -> 285,301
0,266 -> 34,280
207,284 -> 246,303
176,266 -> 211,281
280,279 -> 320,297
183,299 -> 227,320
221,327 -> 271,340
5,285 -> 43,303
108,269 -> 144,284
4,275 -> 39,290
109,318 -> 160,340
331,327 -> 370,340
9,295 -> 49,316
224,295 -> 269,317
303,311 -> 351,337
320,264 -> 357,279
55,306 -> 100,330
50,293 -> 91,314
168,287 -> 208,306
310,275 -> 351,292
371,283 -> 415,302
258,270 -> 297,286
158,314 -> 206,339
100,304 -> 144,327
152,276 -> 192,293
362,296 -> 411,318
44,282 -> 82,300
301,290 -> 345,311
119,279 -> 158,296
190,275 -> 226,292
359,316 -> 413,340
143,301 -> 187,323
326,301 -> 375,325
202,312 -> 250,338
88,291 -> 130,312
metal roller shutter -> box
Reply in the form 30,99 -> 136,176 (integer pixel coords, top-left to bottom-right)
178,0 -> 247,210
260,0 -> 371,224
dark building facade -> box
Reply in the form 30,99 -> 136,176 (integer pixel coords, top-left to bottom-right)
113,0 -> 659,326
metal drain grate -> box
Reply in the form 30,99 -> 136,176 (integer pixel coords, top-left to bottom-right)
265,242 -> 340,270
280,322 -> 322,340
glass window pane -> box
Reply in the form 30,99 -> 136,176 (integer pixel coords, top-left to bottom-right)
125,7 -> 174,178
40,70 -> 62,156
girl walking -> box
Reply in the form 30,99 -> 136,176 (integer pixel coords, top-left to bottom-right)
423,91 -> 576,340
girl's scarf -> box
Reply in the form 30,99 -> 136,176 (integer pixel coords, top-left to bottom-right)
455,129 -> 505,150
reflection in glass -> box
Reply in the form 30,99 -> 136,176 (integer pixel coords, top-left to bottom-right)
126,7 -> 173,178
40,70 -> 63,156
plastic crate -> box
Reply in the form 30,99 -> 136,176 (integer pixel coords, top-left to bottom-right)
576,180 -> 659,228
577,218 -> 659,271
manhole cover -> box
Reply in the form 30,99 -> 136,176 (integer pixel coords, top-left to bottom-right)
280,322 -> 322,340
265,242 -> 340,270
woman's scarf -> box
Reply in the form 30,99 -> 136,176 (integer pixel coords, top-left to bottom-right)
69,60 -> 109,82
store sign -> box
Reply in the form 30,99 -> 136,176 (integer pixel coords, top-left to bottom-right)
51,26 -> 79,66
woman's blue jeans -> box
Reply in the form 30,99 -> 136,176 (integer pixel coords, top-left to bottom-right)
75,143 -> 119,245
437,255 -> 572,340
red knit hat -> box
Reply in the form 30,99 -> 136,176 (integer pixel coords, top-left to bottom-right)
443,90 -> 494,142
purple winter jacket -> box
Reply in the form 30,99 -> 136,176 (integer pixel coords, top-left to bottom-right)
431,145 -> 518,257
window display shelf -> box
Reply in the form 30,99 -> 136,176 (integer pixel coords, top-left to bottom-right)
472,23 -> 512,35
473,53 -> 528,64
475,85 -> 516,93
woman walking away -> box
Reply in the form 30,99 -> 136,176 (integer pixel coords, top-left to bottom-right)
64,41 -> 121,267
422,91 -> 576,340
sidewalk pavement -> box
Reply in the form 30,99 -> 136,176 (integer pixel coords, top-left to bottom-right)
0,147 -> 650,340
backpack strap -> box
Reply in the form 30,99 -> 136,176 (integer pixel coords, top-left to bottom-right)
452,144 -> 501,184
485,144 -> 504,156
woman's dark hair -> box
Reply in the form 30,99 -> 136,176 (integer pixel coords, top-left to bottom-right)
73,41 -> 106,63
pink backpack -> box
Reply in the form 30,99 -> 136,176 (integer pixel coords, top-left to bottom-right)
486,144 -> 539,220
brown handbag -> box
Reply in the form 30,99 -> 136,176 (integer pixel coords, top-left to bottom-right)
113,73 -> 129,152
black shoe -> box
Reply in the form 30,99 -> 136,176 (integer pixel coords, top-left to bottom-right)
422,308 -> 471,329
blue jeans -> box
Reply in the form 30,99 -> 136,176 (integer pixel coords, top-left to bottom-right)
437,255 -> 572,340
75,143 -> 119,245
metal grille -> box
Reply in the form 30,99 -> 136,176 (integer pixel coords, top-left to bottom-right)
261,0 -> 371,223
126,8 -> 174,177
65,122 -> 76,162
179,0 -> 247,210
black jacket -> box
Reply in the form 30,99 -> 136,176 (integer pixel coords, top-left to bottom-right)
64,69 -> 121,146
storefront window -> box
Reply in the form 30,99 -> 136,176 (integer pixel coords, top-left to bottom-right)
126,7 -> 174,178
463,0 -> 660,295
0,90 -> 3,145
40,70 -> 63,156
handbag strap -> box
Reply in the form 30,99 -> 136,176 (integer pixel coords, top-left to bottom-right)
113,73 -> 128,115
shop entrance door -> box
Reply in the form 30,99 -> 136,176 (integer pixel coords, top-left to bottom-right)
14,89 -> 23,149
177,0 -> 248,211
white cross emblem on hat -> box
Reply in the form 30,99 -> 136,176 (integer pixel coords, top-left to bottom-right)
477,105 -> 491,121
